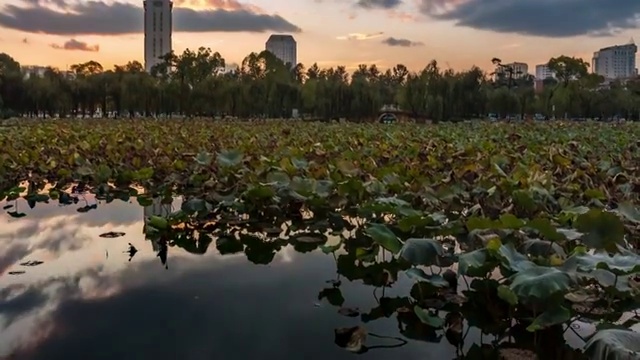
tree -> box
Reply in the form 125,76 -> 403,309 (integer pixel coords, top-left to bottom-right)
0,50 -> 637,121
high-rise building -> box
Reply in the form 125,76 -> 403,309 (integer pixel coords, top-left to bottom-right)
265,35 -> 297,67
592,40 -> 637,80
144,0 -> 173,73
535,64 -> 556,80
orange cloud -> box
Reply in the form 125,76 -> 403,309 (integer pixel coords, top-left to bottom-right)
336,32 -> 384,40
173,0 -> 264,13
387,9 -> 418,22
50,39 -> 99,52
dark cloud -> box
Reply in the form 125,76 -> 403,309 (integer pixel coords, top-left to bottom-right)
0,287 -> 48,324
381,37 -> 423,47
0,242 -> 30,274
357,0 -> 401,9
418,0 -> 640,37
0,0 -> 301,35
51,39 -> 99,52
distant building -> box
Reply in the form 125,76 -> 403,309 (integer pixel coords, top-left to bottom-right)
265,35 -> 297,67
144,0 -> 173,72
592,40 -> 637,80
504,62 -> 529,78
22,65 -> 48,79
215,66 -> 238,75
535,64 -> 556,80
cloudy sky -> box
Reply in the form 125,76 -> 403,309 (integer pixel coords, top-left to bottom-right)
0,0 -> 639,72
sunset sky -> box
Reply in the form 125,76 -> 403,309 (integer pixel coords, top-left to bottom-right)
0,0 -> 639,72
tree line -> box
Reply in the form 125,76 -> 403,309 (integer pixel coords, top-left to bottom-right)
0,48 -> 639,121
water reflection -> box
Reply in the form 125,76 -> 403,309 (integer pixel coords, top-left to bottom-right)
0,196 -> 466,359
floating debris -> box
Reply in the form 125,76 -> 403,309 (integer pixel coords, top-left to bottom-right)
19,260 -> 43,267
338,307 -> 360,317
99,231 -> 126,238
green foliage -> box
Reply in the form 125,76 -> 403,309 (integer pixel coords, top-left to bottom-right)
3,49 -> 640,121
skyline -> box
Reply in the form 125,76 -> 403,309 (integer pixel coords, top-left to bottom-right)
1,0 -> 640,72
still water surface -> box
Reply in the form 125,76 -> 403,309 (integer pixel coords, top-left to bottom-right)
0,196 -> 476,359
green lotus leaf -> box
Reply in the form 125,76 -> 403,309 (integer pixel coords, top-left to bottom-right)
574,251 -> 640,275
194,151 -> 213,166
458,248 -> 495,277
405,268 -> 450,287
217,149 -> 243,167
148,215 -> 168,230
245,185 -> 275,199
521,239 -> 567,258
320,242 -> 342,254
314,180 -> 333,198
265,171 -> 290,186
496,243 -> 535,273
375,197 -> 411,207
616,202 -> 640,224
364,224 -> 402,254
181,198 -> 207,214
509,265 -> 572,301
95,164 -> 112,182
557,228 -> 583,241
398,238 -> 444,266
414,305 -> 444,328
526,218 -> 565,242
499,213 -> 526,229
76,166 -> 93,176
526,305 -> 571,332
581,269 -> 632,293
135,167 -> 154,181
291,157 -> 308,170
136,195 -> 154,207
584,329 -> 640,360
575,209 -> 625,252
497,285 -> 518,306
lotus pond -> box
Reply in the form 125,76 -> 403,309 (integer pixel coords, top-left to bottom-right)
2,119 -> 640,359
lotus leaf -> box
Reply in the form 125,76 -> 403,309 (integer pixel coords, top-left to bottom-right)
497,285 -> 518,306
217,150 -> 243,167
194,152 -> 213,166
458,249 -> 496,277
495,243 -> 535,273
573,251 -> 640,275
413,306 -> 444,328
575,209 -> 626,252
584,329 -> 640,360
265,171 -> 290,186
405,268 -> 450,287
617,202 -> 640,224
526,305 -> 571,332
398,238 -> 444,266
509,266 -> 572,301
364,224 -> 402,254
521,239 -> 567,258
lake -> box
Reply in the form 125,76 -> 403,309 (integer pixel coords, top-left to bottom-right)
0,195 -> 502,360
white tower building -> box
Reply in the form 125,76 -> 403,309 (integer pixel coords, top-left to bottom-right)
265,35 -> 297,67
144,0 -> 173,73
